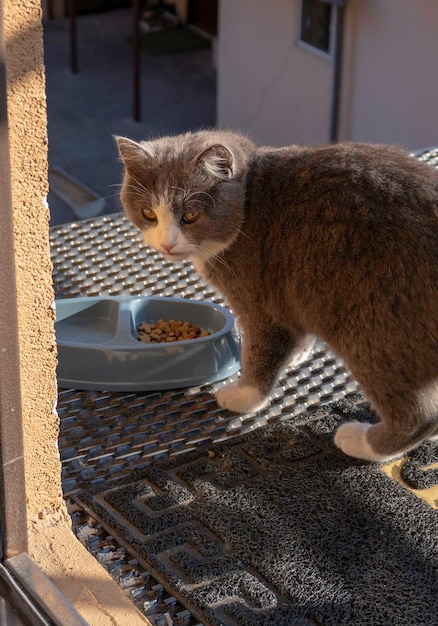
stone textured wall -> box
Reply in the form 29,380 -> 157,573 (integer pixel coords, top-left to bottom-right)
3,0 -> 66,522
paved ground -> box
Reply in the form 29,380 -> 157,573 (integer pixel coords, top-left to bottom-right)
43,6 -> 216,225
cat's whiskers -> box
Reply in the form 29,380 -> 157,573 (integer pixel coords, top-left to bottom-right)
130,177 -> 154,201
193,243 -> 236,277
194,246 -> 218,270
230,224 -> 251,241
209,252 -> 237,277
186,190 -> 216,209
101,192 -> 125,201
125,181 -> 153,203
189,198 -> 214,210
131,176 -> 149,192
169,186 -> 217,210
102,183 -> 124,199
170,185 -> 190,202
124,182 -> 147,195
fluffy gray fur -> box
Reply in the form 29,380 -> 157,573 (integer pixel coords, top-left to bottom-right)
117,130 -> 438,462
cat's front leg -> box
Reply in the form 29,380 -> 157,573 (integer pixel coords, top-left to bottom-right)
216,323 -> 301,413
216,382 -> 268,413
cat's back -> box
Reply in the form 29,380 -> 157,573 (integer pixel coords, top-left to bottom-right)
254,142 -> 438,214
245,142 -> 438,250
236,141 -> 438,324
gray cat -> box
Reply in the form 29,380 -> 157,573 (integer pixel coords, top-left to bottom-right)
116,130 -> 438,462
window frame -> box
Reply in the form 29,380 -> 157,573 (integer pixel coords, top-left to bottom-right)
297,0 -> 338,60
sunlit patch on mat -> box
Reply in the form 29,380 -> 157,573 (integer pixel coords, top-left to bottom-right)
77,399 -> 438,626
382,454 -> 438,509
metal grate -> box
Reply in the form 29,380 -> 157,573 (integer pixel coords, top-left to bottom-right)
413,145 -> 438,165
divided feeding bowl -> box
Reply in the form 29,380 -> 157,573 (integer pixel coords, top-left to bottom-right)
55,296 -> 241,391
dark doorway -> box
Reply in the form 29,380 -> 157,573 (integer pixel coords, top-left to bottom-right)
188,0 -> 218,36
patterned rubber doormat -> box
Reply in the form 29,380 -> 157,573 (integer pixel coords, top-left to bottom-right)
76,396 -> 438,626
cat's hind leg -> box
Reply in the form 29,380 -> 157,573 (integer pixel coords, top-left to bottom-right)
334,422 -> 391,461
216,323 -> 307,413
334,390 -> 438,462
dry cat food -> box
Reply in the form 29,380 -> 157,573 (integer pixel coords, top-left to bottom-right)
138,319 -> 211,343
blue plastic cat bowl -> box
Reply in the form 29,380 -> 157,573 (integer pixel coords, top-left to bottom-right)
55,295 -> 241,391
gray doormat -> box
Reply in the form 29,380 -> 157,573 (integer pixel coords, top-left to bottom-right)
76,395 -> 438,626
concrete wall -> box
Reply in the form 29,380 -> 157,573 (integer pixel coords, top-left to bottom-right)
3,0 -> 62,522
217,0 -> 333,146
217,0 -> 438,149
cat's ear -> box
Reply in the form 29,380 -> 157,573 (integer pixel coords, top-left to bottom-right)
115,136 -> 155,169
195,144 -> 234,181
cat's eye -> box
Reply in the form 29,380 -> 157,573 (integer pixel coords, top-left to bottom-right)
143,208 -> 157,221
182,211 -> 200,224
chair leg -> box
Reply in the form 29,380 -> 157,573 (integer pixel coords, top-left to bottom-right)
47,0 -> 54,20
133,0 -> 141,121
68,0 -> 78,74
66,0 -> 140,118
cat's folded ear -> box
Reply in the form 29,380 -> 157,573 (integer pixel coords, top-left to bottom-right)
115,136 -> 155,169
195,144 -> 234,181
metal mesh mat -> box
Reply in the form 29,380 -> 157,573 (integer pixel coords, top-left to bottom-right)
414,145 -> 438,164
50,213 -> 360,497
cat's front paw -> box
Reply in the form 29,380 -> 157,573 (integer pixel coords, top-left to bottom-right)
334,421 -> 382,461
216,383 -> 267,413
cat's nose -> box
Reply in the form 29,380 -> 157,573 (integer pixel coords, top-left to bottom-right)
161,242 -> 175,253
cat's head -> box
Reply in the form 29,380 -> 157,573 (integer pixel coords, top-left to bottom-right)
116,131 -> 254,263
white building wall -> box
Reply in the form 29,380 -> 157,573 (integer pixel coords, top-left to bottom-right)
340,0 -> 438,150
217,0 -> 334,146
218,0 -> 438,150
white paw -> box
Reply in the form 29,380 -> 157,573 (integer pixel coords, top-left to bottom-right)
334,422 -> 384,461
216,383 -> 267,413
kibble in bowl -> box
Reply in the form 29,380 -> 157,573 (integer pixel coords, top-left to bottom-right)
138,318 -> 211,344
